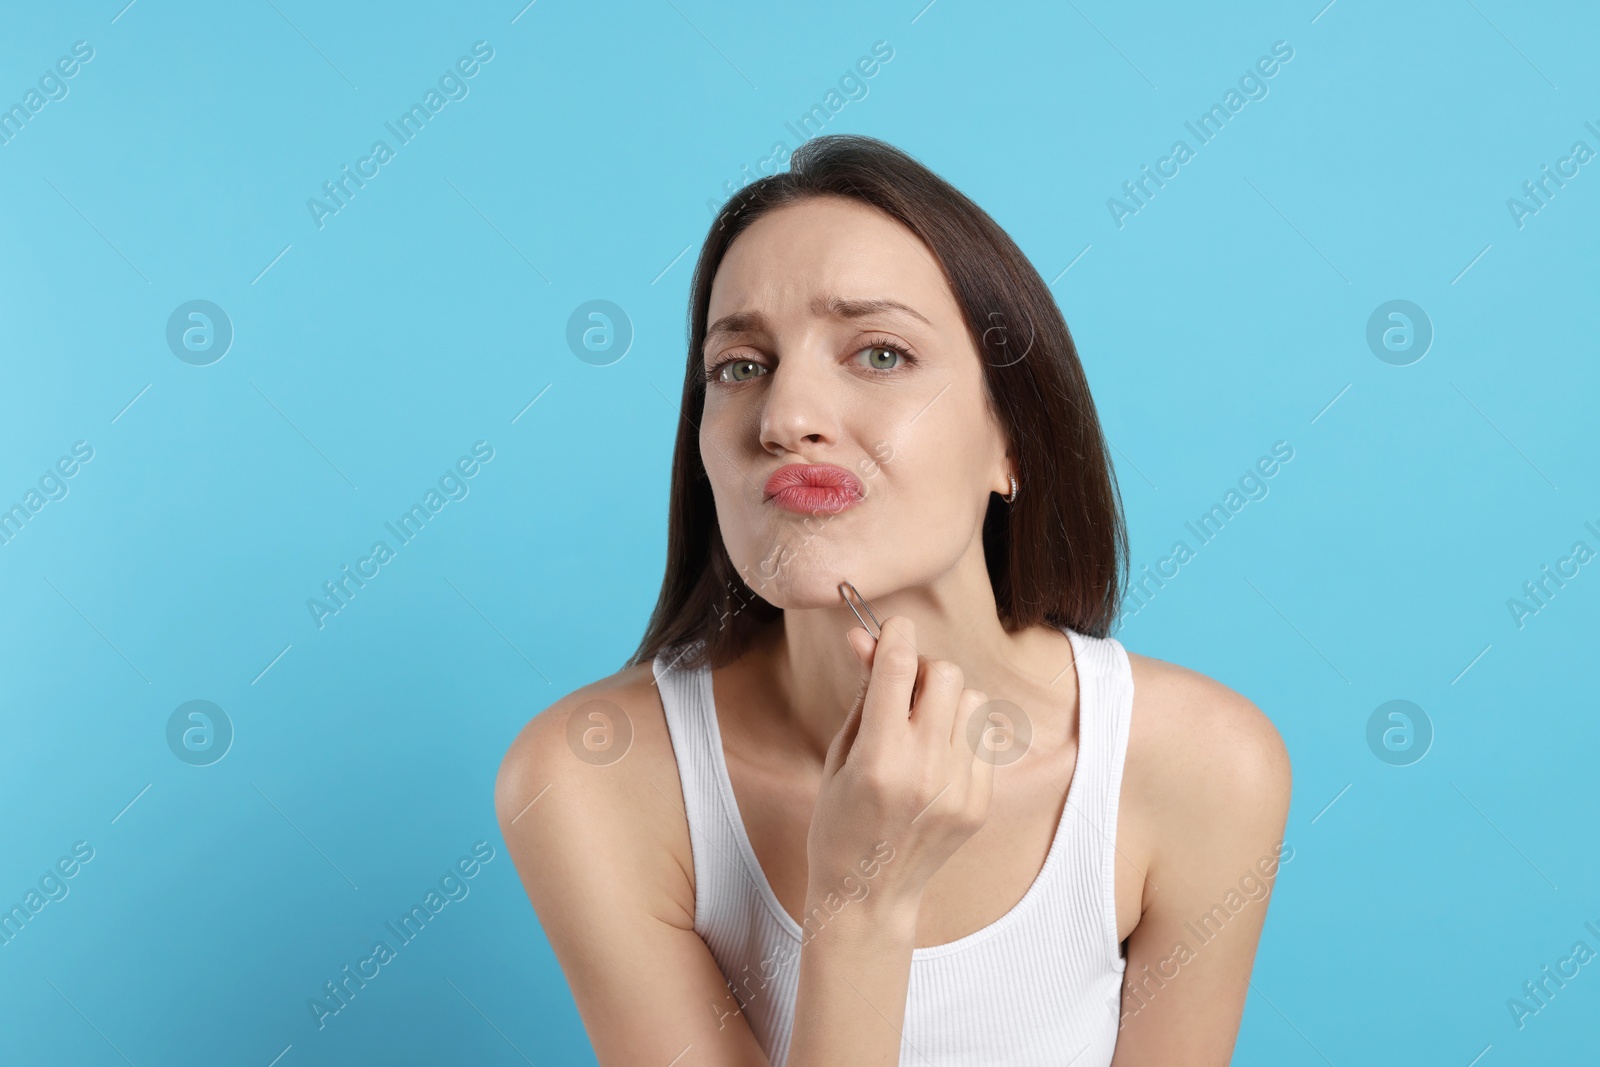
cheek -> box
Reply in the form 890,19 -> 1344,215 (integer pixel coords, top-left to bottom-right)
871,423 -> 994,542
700,422 -> 767,561
700,401 -> 754,478
883,410 -> 991,506
698,406 -> 740,489
862,457 -> 980,564
890,472 -> 974,542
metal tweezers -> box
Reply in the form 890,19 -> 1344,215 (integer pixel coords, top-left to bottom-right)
837,580 -> 882,640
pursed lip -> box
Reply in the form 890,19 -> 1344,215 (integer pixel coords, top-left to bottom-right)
763,463 -> 866,515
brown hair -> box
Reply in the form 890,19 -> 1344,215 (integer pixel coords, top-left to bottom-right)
626,134 -> 1127,671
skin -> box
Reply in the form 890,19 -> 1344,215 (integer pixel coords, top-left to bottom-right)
496,195 -> 1293,1065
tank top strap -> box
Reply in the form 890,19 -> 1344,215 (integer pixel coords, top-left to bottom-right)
652,641 -> 803,1052
1061,626 -> 1136,966
652,641 -> 722,934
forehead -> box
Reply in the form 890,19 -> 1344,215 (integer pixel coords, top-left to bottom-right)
706,196 -> 955,322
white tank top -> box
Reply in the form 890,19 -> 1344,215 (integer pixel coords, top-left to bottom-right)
653,625 -> 1134,1066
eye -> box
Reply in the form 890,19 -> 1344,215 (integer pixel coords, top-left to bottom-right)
705,357 -> 767,384
860,345 -> 900,370
703,338 -> 918,386
855,338 -> 917,372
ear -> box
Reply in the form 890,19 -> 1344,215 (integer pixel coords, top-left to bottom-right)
992,438 -> 1017,497
994,458 -> 1016,497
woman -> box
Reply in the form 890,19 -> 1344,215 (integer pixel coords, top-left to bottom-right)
496,134 -> 1292,1066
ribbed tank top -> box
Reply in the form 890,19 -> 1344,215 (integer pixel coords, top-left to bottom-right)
652,625 -> 1134,1066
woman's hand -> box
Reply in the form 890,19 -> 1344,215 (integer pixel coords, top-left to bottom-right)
803,614 -> 996,928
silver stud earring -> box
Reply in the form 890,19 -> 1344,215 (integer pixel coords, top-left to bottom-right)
1004,473 -> 1019,504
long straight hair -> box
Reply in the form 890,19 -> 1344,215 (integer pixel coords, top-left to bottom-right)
626,135 -> 1127,671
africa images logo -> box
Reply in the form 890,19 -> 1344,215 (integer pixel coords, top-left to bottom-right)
307,842 -> 496,1030
306,41 -> 495,230
306,441 -> 495,629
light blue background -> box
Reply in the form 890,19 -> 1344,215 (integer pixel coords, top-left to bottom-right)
2,0 -> 1596,1063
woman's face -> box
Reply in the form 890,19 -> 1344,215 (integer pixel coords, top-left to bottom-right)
699,195 -> 1012,610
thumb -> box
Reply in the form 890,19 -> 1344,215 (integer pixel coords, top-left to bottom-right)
822,628 -> 876,780
845,625 -> 877,670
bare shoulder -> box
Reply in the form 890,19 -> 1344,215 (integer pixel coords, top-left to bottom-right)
494,659 -> 671,797
1108,656 -> 1294,1061
1122,650 -> 1292,829
494,666 -> 777,1062
493,658 -> 695,930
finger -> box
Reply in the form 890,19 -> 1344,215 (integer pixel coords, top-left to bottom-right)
967,722 -> 997,808
855,615 -> 919,754
952,688 -> 997,809
822,681 -> 866,779
951,686 -> 989,750
912,658 -> 964,745
823,627 -> 876,779
846,625 -> 877,670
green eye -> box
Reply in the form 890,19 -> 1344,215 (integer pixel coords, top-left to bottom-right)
721,359 -> 765,382
861,345 -> 902,370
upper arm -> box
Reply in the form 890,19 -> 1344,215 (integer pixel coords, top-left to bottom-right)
1110,659 -> 1292,1066
494,680 -> 772,1066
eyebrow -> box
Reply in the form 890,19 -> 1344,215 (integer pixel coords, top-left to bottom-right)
702,295 -> 932,354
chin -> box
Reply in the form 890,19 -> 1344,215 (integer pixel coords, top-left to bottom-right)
732,544 -> 872,610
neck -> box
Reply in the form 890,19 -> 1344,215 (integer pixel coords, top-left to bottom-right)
755,541 -> 1077,762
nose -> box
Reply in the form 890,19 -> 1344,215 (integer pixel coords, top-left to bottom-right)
757,349 -> 840,456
